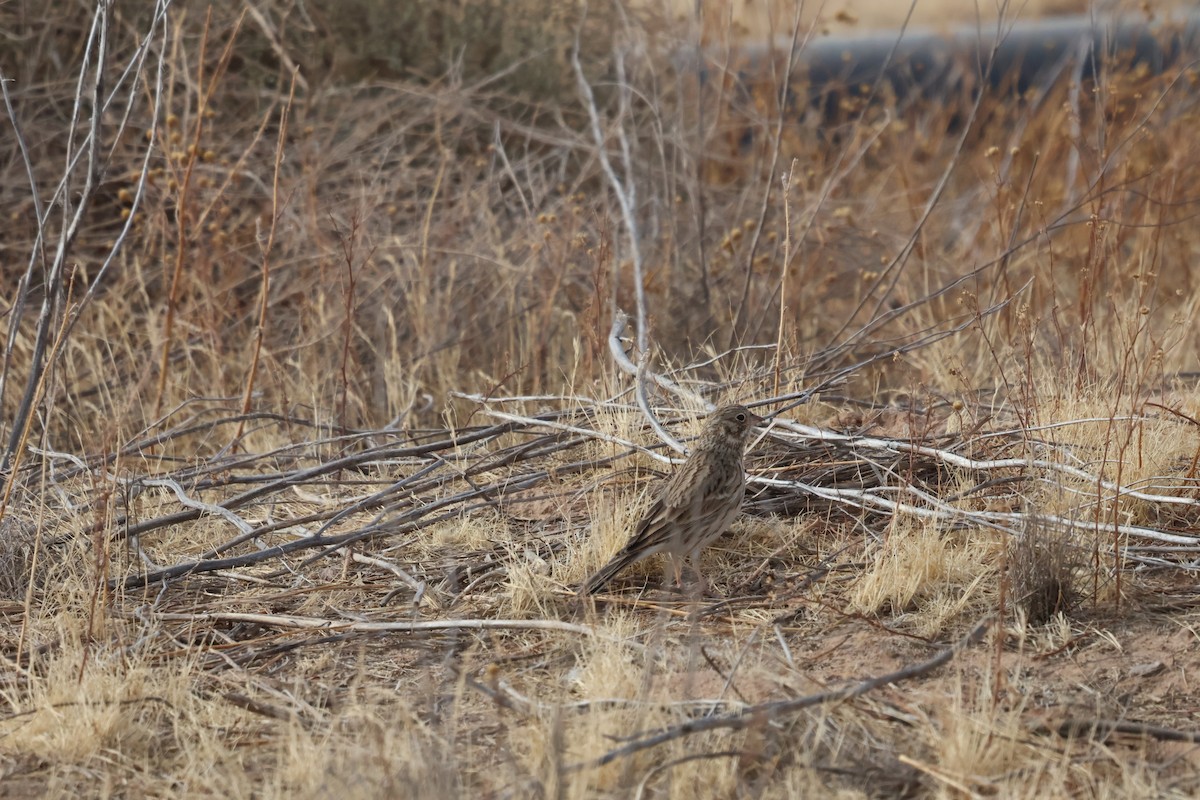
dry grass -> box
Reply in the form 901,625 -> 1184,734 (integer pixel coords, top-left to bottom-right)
3,0 -> 1200,797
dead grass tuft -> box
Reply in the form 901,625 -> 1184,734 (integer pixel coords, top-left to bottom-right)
1011,518 -> 1081,626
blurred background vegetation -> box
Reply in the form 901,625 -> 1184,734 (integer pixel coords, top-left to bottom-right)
3,0 -> 1199,440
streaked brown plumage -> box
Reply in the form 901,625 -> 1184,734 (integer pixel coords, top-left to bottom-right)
582,404 -> 764,595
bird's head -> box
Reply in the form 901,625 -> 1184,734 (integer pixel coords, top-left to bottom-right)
701,404 -> 765,445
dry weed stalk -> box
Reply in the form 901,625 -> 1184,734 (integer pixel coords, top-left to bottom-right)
1,1 -> 144,497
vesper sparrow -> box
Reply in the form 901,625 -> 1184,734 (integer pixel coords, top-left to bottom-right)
582,404 -> 764,595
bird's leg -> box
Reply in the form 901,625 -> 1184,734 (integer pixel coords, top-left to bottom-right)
667,554 -> 685,592
686,552 -> 711,599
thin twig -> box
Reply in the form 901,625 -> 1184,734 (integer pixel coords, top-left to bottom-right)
572,29 -> 647,354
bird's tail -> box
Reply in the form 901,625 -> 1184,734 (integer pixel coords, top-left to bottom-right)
580,555 -> 630,595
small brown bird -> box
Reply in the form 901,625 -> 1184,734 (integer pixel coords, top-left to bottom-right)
582,404 -> 764,595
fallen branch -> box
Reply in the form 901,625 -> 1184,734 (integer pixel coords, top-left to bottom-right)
1040,717 -> 1200,744
142,609 -> 651,656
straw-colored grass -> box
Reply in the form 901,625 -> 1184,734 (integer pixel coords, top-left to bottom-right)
2,1 -> 1200,797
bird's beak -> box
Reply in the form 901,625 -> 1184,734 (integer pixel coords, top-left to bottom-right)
749,411 -> 767,427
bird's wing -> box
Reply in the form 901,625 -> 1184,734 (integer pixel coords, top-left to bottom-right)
621,457 -> 742,553
584,457 -> 745,593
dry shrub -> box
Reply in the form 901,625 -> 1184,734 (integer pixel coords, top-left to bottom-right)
5,0 -> 1200,447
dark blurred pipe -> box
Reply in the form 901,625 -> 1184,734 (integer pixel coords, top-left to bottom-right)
713,11 -> 1200,117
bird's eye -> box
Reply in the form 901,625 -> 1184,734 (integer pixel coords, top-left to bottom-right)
736,413 -> 745,422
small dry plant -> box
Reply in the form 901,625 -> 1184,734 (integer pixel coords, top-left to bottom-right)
1010,517 -> 1081,626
